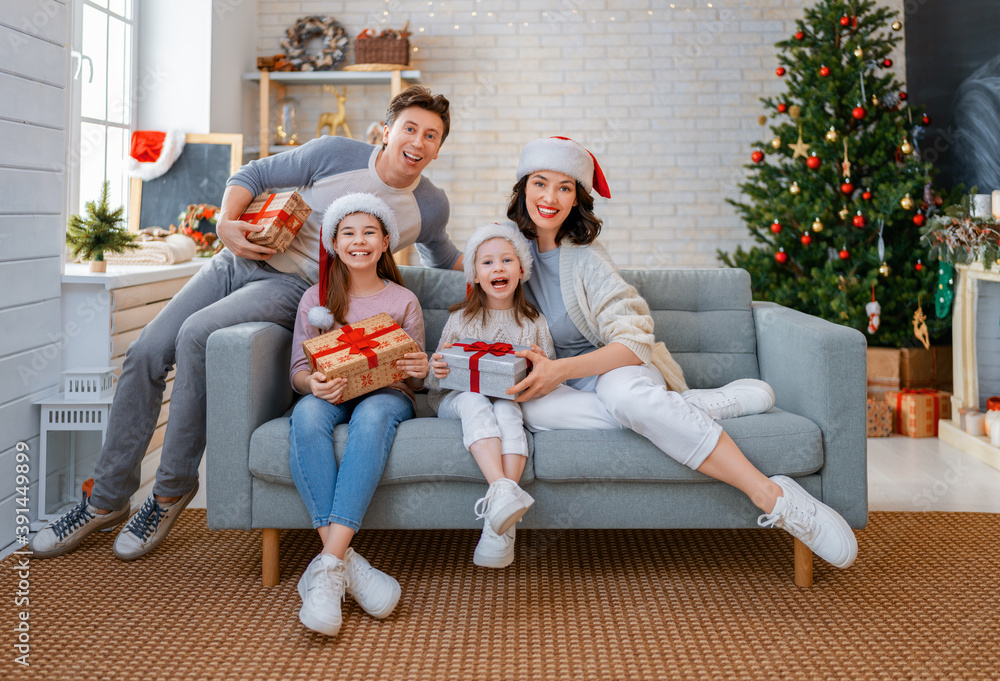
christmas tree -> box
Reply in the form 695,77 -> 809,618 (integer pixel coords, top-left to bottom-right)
66,180 -> 137,269
720,0 -> 958,347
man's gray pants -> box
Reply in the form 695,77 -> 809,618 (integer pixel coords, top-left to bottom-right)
89,250 -> 309,511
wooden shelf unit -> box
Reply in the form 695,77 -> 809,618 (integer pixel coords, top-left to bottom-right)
244,69 -> 421,158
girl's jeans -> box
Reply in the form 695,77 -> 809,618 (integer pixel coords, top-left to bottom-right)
289,388 -> 414,531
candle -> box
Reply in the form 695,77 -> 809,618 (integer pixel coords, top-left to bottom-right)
972,194 -> 992,219
993,190 -> 1000,221
966,411 -> 986,436
992,423 -> 1000,447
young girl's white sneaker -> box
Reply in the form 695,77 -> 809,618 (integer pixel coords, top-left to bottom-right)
297,553 -> 346,636
473,517 -> 515,568
474,478 -> 534,536
343,547 -> 401,619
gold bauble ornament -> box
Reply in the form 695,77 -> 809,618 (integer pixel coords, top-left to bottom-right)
879,261 -> 891,277
872,94 -> 880,106
812,217 -> 823,232
758,115 -> 767,126
839,206 -> 850,221
789,181 -> 800,195
891,20 -> 902,31
854,47 -> 864,58
900,139 -> 913,155
770,136 -> 782,149
825,127 -> 838,143
788,105 -> 802,119
900,193 -> 914,210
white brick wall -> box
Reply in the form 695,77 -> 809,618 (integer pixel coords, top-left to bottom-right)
254,0 -> 906,268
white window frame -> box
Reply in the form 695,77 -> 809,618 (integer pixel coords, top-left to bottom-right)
66,0 -> 138,222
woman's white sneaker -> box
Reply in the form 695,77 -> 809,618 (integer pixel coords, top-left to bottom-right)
343,548 -> 400,620
297,553 -> 346,636
474,478 -> 534,536
682,379 -> 776,420
758,475 -> 858,569
473,517 -> 515,569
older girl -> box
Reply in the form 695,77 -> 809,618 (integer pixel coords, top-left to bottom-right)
505,137 -> 857,570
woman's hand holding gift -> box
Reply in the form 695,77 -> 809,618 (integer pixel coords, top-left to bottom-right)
509,344 -> 566,402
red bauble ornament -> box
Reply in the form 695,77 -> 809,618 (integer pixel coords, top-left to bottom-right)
852,106 -> 867,120
839,248 -> 850,260
862,189 -> 873,201
751,150 -> 764,163
770,220 -> 782,234
915,259 -> 924,271
899,91 -> 908,100
913,212 -> 926,227
820,65 -> 831,77
851,15 -> 858,27
840,181 -> 855,195
801,232 -> 812,246
794,31 -> 805,40
839,16 -> 850,26
883,58 -> 893,67
852,212 -> 867,228
776,67 -> 786,77
933,195 -> 944,206
806,154 -> 821,169
775,249 -> 788,264
777,102 -> 788,113
922,114 -> 932,125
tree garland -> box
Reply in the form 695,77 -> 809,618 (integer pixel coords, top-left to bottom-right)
281,16 -> 349,71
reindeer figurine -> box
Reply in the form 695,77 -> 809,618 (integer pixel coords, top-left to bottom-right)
912,305 -> 931,350
316,85 -> 352,139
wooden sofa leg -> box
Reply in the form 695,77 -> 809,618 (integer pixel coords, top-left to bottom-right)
262,529 -> 280,587
794,538 -> 813,587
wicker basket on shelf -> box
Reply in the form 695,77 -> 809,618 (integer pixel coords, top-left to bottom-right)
354,27 -> 410,67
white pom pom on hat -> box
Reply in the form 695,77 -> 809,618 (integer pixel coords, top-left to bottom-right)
515,136 -> 611,199
463,221 -> 533,284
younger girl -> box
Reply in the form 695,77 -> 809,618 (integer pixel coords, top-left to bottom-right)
430,222 -> 555,568
289,193 -> 429,637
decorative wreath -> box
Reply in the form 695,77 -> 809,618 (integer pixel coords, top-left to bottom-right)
281,16 -> 349,71
175,204 -> 222,257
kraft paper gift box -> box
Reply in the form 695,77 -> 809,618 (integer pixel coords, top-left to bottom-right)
866,398 -> 892,438
884,389 -> 952,438
241,190 -> 312,253
302,312 -> 418,403
438,338 -> 530,400
866,346 -> 953,392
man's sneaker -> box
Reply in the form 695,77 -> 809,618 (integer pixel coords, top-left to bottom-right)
682,378 -> 776,420
473,478 -> 534,536
757,475 -> 858,569
473,517 -> 516,569
28,492 -> 130,559
297,553 -> 346,636
343,548 -> 400,619
112,481 -> 199,561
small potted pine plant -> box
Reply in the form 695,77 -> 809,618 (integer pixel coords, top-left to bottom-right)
66,181 -> 138,272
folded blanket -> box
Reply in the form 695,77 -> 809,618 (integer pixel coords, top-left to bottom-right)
102,234 -> 198,266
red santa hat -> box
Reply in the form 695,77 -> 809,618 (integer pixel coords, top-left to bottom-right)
310,193 -> 400,330
126,130 -> 186,181
515,136 -> 611,199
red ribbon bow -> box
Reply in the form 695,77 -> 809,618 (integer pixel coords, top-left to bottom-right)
454,342 -> 515,393
242,193 -> 293,237
311,321 -> 401,370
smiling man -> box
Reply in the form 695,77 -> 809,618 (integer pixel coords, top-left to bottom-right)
29,87 -> 462,563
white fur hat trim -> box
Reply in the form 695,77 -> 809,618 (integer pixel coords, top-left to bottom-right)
463,221 -> 533,284
321,192 -> 400,255
308,306 -> 336,331
516,137 -> 595,195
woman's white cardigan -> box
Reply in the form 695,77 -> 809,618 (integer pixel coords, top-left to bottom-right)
557,240 -> 689,393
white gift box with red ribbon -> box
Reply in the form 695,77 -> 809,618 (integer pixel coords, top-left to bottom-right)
438,338 -> 531,400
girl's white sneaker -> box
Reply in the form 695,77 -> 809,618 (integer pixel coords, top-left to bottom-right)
473,517 -> 515,568
474,478 -> 534,536
343,548 -> 401,619
297,553 -> 346,636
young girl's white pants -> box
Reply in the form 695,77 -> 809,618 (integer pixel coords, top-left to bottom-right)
435,391 -> 528,456
520,364 -> 722,470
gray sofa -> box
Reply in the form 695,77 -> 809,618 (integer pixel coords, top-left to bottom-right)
205,266 -> 867,587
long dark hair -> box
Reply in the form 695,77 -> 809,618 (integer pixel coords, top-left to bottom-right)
324,217 -> 404,326
505,176 -> 603,246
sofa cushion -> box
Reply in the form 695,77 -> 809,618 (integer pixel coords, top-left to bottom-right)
249,414 -> 535,487
531,409 -> 822,483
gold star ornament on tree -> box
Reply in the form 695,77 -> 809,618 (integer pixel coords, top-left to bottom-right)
789,124 -> 811,159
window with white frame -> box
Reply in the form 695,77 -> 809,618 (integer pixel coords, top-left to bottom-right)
70,0 -> 135,217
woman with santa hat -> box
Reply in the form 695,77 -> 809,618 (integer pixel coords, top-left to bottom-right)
504,136 -> 858,571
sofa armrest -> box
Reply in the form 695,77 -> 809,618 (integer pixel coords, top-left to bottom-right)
752,301 -> 868,528
206,322 -> 294,530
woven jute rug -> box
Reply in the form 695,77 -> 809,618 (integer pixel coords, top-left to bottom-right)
2,511 -> 998,680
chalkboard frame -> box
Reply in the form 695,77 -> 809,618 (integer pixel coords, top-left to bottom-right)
127,133 -> 243,232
